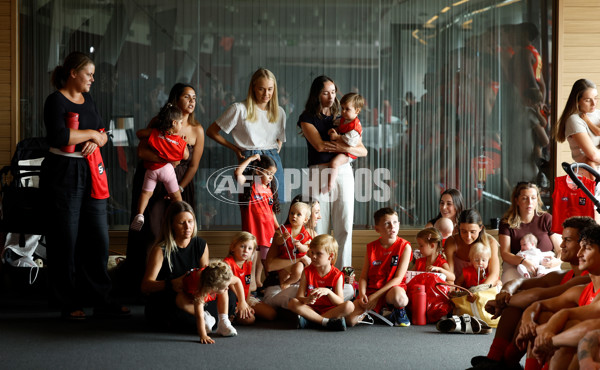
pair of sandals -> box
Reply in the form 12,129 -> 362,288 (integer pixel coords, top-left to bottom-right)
61,303 -> 131,321
436,314 -> 492,334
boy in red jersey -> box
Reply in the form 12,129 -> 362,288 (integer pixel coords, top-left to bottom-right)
347,207 -> 412,327
288,234 -> 354,331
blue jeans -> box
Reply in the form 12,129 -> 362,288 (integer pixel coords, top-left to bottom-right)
241,149 -> 286,202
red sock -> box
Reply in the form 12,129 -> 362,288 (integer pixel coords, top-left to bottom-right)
524,358 -> 542,370
487,337 -> 510,361
504,342 -> 526,365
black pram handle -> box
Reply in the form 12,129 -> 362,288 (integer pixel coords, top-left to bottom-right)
561,162 -> 600,212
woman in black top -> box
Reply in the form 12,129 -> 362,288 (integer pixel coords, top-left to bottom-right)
42,51 -> 126,319
297,76 -> 367,269
141,201 -> 236,330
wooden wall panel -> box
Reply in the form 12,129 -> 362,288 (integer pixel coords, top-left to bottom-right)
0,0 -> 13,170
108,229 -> 499,277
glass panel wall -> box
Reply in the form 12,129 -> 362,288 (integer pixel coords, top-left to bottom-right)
19,0 -> 553,229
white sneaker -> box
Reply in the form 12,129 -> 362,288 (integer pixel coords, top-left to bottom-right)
130,214 -> 144,231
204,311 -> 216,333
216,318 -> 237,337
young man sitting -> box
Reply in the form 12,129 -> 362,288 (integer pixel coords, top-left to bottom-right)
516,224 -> 600,369
471,217 -> 595,369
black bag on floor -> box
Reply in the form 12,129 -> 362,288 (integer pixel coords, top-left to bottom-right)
0,137 -> 48,234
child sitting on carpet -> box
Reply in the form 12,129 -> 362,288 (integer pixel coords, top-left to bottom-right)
456,242 -> 500,288
413,227 -> 455,283
223,232 -> 277,324
288,234 -> 354,330
347,207 -> 412,327
270,201 -> 313,290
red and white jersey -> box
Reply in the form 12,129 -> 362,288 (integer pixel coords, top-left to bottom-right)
462,265 -> 489,289
224,256 -> 252,298
552,175 -> 595,234
182,268 -> 216,303
277,224 -> 313,259
560,269 -> 589,285
366,237 -> 411,291
413,254 -> 448,272
241,182 -> 275,247
145,129 -> 187,171
304,264 -> 344,314
579,282 -> 600,306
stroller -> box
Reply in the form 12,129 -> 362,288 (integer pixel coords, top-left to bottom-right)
0,137 -> 48,289
562,162 -> 600,213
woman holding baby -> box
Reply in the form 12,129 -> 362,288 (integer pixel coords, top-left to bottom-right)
498,182 -> 561,283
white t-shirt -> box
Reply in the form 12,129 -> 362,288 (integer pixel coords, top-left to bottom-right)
565,110 -> 600,163
215,102 -> 286,151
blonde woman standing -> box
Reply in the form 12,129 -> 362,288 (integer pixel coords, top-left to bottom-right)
207,68 -> 286,290
207,68 -> 286,199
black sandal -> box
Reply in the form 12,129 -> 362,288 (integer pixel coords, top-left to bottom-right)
93,302 -> 131,318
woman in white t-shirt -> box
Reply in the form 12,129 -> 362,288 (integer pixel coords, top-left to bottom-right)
207,68 -> 286,195
555,79 -> 600,176
207,68 -> 286,290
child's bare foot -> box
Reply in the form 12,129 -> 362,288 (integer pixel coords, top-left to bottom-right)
280,283 -> 290,290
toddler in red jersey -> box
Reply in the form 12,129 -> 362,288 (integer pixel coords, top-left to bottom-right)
270,201 -> 313,290
322,92 -> 364,194
130,103 -> 190,231
176,261 -> 237,344
347,207 -> 413,327
456,242 -> 500,288
223,232 -> 277,324
235,153 -> 280,292
288,234 -> 354,331
413,227 -> 455,283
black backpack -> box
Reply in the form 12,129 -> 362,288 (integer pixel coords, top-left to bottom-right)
0,137 -> 49,234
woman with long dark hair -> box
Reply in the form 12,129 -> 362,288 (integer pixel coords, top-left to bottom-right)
122,83 -> 205,294
297,76 -> 367,269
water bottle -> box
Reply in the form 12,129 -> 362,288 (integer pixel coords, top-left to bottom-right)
62,112 -> 79,153
412,284 -> 427,325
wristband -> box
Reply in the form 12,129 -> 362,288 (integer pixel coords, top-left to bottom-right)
179,185 -> 184,193
519,257 -> 525,265
164,279 -> 172,292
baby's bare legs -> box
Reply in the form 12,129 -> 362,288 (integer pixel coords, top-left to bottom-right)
278,268 -> 291,289
280,262 -> 304,290
136,190 -> 153,216
323,154 -> 350,194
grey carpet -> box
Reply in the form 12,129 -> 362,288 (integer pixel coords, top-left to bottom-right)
0,302 -> 496,370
